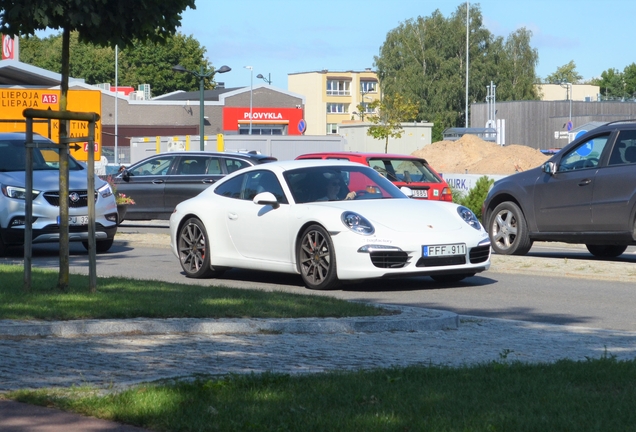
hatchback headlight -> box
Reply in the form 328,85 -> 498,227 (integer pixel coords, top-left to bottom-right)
457,206 -> 481,230
341,211 -> 375,235
1,185 -> 40,200
98,183 -> 114,199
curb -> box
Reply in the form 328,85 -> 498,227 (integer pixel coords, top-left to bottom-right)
0,306 -> 458,338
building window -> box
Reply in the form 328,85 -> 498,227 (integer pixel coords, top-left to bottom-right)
360,102 -> 374,114
326,123 -> 339,134
239,124 -> 286,135
327,80 -> 350,96
326,103 -> 348,114
360,81 -> 377,94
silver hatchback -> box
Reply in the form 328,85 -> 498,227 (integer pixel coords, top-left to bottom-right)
0,133 -> 118,255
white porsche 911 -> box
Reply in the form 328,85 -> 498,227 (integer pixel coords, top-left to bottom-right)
169,159 -> 491,290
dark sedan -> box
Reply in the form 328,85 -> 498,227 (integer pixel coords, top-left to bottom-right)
112,151 -> 276,221
482,120 -> 636,258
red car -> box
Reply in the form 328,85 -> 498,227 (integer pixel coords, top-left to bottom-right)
295,152 -> 452,201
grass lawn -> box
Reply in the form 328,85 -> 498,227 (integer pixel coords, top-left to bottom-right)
6,356 -> 636,432
0,264 -> 385,320
4,264 -> 636,431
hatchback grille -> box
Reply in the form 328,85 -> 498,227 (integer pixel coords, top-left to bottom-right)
369,251 -> 409,268
469,245 -> 491,263
43,190 -> 97,208
415,255 -> 466,267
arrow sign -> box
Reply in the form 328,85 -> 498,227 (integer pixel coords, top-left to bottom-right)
70,143 -> 82,151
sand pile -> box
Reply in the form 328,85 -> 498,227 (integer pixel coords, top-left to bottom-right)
412,134 -> 550,175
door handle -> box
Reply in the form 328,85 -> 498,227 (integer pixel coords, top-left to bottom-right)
152,179 -> 165,184
228,212 -> 238,220
578,179 -> 592,186
203,179 -> 217,184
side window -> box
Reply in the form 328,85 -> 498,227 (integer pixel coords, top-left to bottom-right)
176,156 -> 211,175
214,174 -> 245,199
223,158 -> 251,174
558,134 -> 610,172
129,157 -> 174,176
254,171 -> 288,204
608,130 -> 636,166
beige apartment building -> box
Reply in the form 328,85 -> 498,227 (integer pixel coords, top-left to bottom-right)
288,69 -> 380,135
535,83 -> 600,101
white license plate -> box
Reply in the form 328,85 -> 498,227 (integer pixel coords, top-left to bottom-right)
422,243 -> 466,257
57,215 -> 89,226
412,189 -> 428,198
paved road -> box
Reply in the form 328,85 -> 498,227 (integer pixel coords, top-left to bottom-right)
7,227 -> 636,331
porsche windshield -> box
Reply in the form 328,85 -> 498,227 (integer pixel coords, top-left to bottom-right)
0,140 -> 83,172
284,165 -> 408,203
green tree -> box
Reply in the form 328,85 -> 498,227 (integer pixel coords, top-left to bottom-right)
366,93 -> 418,153
0,0 -> 194,291
590,68 -> 624,99
19,31 -> 209,96
545,60 -> 583,84
374,3 -> 538,135
622,63 -> 636,99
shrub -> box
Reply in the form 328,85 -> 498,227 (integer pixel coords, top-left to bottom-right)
454,175 -> 494,219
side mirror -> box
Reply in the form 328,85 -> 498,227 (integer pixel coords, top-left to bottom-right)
253,191 -> 280,209
400,186 -> 414,198
542,161 -> 556,175
121,170 -> 130,181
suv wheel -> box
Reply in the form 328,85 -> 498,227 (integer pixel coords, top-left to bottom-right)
585,244 -> 627,258
489,202 -> 532,255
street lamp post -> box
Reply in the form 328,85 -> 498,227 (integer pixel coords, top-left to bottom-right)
560,80 -> 573,125
359,87 -> 373,121
245,66 -> 253,134
172,64 -> 231,151
256,73 -> 272,85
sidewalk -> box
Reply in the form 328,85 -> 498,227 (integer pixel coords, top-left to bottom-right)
3,309 -> 636,431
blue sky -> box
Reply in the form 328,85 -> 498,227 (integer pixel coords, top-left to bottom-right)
178,0 -> 636,90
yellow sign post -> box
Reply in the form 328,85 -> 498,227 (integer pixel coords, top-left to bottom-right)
0,89 -> 102,161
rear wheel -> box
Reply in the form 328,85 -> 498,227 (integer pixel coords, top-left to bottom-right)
585,244 -> 627,258
81,239 -> 114,253
297,224 -> 339,290
178,217 -> 225,278
489,202 -> 532,255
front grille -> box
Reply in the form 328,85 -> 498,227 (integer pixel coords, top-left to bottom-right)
469,245 -> 491,263
415,255 -> 466,267
43,190 -> 97,208
369,251 -> 409,268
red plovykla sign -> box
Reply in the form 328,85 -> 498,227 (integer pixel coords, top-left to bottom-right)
223,107 -> 305,135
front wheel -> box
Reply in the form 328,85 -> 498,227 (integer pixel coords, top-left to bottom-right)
586,244 -> 627,258
488,201 -> 532,255
297,224 -> 339,290
178,217 -> 225,278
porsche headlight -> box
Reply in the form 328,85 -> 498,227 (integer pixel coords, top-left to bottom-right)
457,206 -> 481,230
1,185 -> 40,200
341,211 -> 375,235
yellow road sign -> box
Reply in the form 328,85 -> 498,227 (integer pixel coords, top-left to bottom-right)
0,88 -> 102,161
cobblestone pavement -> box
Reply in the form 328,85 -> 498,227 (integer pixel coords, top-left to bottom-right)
2,316 -> 636,392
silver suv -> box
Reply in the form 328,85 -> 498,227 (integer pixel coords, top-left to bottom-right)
0,132 -> 118,255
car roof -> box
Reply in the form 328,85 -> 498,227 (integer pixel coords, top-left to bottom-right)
240,158 -> 363,173
136,151 -> 277,162
296,151 -> 425,160
0,132 -> 50,141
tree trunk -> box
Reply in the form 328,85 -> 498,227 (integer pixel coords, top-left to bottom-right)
57,27 -> 71,291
